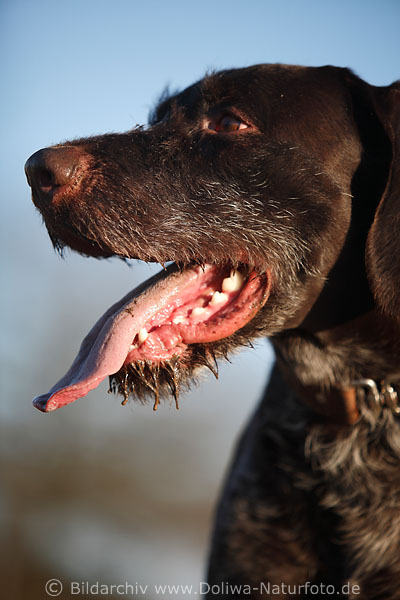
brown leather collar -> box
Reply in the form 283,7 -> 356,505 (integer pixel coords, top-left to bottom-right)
290,377 -> 400,425
294,382 -> 360,425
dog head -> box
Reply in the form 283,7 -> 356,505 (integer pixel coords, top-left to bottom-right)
25,64 -> 399,411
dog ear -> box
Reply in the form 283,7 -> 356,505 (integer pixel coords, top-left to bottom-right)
364,80 -> 400,320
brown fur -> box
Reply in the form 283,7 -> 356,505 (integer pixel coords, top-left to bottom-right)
25,64 -> 400,598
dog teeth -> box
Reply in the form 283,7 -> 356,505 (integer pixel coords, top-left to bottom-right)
138,328 -> 149,344
192,306 -> 206,316
222,269 -> 244,293
172,315 -> 186,324
129,343 -> 138,351
210,291 -> 228,306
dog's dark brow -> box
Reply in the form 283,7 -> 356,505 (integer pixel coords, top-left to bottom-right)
149,73 -> 224,125
148,86 -> 177,125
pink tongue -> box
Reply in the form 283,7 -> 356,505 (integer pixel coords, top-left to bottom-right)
33,264 -> 270,412
33,264 -> 196,412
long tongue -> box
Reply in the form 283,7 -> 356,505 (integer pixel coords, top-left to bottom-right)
33,264 -> 270,412
33,264 -> 186,412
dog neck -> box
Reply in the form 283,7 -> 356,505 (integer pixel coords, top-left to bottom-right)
274,310 -> 400,425
287,375 -> 400,425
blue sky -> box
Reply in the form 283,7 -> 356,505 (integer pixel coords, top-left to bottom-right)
2,0 -> 399,153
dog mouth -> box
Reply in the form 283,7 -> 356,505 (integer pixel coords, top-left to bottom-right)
33,262 -> 271,412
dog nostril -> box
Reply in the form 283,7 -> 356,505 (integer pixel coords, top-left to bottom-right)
36,167 -> 58,193
25,147 -> 85,199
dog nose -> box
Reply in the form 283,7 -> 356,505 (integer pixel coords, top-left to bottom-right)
25,147 -> 86,203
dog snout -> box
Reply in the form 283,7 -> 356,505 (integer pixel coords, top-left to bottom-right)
25,147 -> 87,206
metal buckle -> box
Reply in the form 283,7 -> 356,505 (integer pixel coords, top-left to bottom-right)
381,382 -> 400,414
349,378 -> 400,415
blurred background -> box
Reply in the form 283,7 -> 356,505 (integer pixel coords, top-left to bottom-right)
1,0 -> 399,598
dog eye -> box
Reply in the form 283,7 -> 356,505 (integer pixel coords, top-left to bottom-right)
209,115 -> 249,133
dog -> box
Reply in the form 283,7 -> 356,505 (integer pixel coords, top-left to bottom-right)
25,64 -> 400,598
